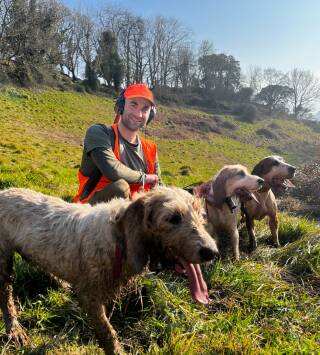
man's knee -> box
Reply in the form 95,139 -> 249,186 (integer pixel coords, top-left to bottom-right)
88,179 -> 130,205
112,179 -> 130,199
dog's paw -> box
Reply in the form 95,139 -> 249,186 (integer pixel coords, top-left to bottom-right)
248,241 -> 257,253
110,341 -> 126,355
7,323 -> 29,346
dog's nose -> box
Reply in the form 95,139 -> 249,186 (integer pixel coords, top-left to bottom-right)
257,177 -> 264,185
199,247 -> 217,262
288,166 -> 296,174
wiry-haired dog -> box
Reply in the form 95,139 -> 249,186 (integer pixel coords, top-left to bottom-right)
195,165 -> 264,260
241,156 -> 296,251
0,186 -> 218,354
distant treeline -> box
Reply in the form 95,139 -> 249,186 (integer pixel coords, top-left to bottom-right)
1,0 -> 319,118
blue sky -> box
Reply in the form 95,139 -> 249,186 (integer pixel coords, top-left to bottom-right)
63,0 -> 320,76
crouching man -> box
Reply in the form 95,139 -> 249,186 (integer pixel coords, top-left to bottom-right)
74,83 -> 161,204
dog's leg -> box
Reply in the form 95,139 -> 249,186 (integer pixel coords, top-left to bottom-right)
79,294 -> 125,355
246,217 -> 257,252
230,229 -> 240,260
269,214 -> 280,247
0,249 -> 29,345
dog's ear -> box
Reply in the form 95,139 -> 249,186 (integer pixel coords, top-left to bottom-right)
119,197 -> 145,229
252,158 -> 272,177
196,181 -> 211,198
145,206 -> 154,230
208,174 -> 227,210
135,195 -> 154,230
118,197 -> 150,274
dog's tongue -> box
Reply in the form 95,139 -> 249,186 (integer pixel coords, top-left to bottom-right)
284,179 -> 295,188
236,188 -> 260,204
273,177 -> 295,189
179,260 -> 210,305
247,191 -> 260,203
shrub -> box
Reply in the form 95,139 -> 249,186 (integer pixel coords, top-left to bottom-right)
1,86 -> 30,99
220,120 -> 237,130
74,84 -> 86,93
256,128 -> 278,139
233,103 -> 258,122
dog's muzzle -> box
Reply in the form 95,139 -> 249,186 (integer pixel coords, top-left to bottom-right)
199,246 -> 218,262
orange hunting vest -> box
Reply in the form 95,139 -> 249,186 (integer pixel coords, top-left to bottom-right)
74,123 -> 157,203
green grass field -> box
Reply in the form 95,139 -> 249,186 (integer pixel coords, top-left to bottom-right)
0,87 -> 320,354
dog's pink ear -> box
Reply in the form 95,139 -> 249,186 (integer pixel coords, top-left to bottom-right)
197,176 -> 226,209
196,181 -> 211,198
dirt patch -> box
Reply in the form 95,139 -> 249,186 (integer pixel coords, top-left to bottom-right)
25,125 -> 83,146
147,110 -> 238,140
278,161 -> 320,218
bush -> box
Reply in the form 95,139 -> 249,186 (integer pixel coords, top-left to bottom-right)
303,119 -> 320,133
0,69 -> 10,86
220,120 -> 237,130
232,103 -> 258,122
1,86 -> 30,99
256,128 -> 278,139
74,83 -> 86,93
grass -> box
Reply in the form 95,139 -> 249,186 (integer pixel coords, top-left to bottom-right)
157,135 -> 270,186
0,86 -> 320,353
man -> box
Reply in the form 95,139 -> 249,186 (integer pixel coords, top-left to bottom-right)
74,83 -> 160,204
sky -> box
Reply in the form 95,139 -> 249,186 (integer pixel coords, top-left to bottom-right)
62,0 -> 320,113
63,0 -> 320,75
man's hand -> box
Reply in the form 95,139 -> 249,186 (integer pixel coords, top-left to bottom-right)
145,174 -> 159,186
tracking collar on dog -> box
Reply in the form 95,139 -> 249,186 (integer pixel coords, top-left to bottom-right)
225,197 -> 237,213
258,183 -> 271,193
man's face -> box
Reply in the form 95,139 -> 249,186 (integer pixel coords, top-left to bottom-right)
121,97 -> 152,132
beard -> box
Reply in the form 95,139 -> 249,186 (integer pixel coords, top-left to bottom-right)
121,113 -> 146,131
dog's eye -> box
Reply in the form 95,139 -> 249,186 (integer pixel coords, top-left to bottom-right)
167,213 -> 181,225
237,171 -> 246,177
273,160 -> 280,166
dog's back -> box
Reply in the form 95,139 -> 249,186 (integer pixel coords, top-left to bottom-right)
0,188 -> 124,283
243,189 -> 277,221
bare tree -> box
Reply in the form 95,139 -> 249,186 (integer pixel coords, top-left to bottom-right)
198,40 -> 214,58
78,13 -> 97,69
245,65 -> 263,94
172,44 -> 195,89
99,5 -> 147,85
0,0 -> 13,75
76,12 -> 99,90
287,68 -> 320,118
263,67 -> 287,86
0,0 -> 10,45
59,10 -> 84,81
145,16 -> 189,87
129,17 -> 146,83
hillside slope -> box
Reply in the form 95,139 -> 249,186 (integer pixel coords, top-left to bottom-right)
0,87 -> 320,354
1,87 -> 320,195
